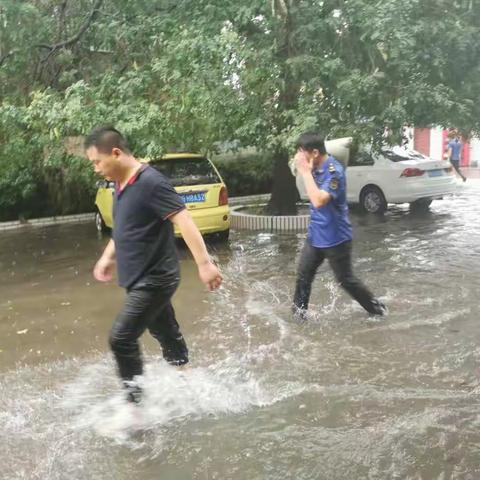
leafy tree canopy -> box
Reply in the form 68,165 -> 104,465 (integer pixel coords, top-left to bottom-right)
1,0 -> 479,215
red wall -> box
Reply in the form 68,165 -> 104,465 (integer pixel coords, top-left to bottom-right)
414,128 -> 430,156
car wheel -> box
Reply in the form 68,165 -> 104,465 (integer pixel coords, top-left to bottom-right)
216,229 -> 230,242
360,186 -> 387,214
95,210 -> 107,233
409,199 -> 433,212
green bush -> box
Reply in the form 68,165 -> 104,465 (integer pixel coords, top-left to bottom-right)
0,104 -> 46,220
0,159 -> 43,221
0,96 -> 97,221
213,152 -> 273,197
42,152 -> 97,216
0,152 -> 96,221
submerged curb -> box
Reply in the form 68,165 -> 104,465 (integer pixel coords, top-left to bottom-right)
0,213 -> 95,231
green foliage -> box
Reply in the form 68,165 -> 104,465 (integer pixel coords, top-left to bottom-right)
0,102 -> 42,219
1,0 -> 480,217
213,152 -> 273,196
42,151 -> 97,215
0,95 -> 97,220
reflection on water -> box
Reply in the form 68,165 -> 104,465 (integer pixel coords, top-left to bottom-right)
1,184 -> 480,479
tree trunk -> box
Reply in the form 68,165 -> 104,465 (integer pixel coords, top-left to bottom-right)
268,1 -> 300,215
267,150 -> 298,215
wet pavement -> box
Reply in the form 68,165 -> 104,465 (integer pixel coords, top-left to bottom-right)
1,180 -> 480,479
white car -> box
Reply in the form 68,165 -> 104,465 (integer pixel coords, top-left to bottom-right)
346,146 -> 457,213
295,145 -> 457,213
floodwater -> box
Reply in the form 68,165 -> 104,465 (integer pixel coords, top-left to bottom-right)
1,182 -> 480,480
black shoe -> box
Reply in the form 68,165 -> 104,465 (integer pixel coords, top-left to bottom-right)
124,382 -> 142,404
166,357 -> 189,367
370,299 -> 387,316
292,305 -> 308,322
163,336 -> 189,367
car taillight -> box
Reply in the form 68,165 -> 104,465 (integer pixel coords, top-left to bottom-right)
219,186 -> 228,206
400,168 -> 425,177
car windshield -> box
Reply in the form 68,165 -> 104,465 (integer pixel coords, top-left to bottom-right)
382,146 -> 426,162
151,157 -> 221,186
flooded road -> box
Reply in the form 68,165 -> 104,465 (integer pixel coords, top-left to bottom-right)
1,182 -> 480,480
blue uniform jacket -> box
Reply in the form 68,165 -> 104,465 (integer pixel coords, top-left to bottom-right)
448,140 -> 462,161
307,155 -> 353,248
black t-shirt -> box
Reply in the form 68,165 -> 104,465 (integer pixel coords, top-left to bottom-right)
112,165 -> 185,289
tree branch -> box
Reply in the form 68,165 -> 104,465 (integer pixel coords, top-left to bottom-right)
57,0 -> 69,41
36,0 -> 104,52
0,50 -> 17,67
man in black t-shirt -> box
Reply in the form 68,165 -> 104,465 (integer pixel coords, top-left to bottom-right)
85,126 -> 222,403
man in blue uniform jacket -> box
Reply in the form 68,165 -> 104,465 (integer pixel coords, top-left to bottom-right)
293,132 -> 386,318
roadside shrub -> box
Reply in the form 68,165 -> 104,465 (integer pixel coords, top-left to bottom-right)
0,158 -> 44,221
42,150 -> 97,216
213,152 -> 273,196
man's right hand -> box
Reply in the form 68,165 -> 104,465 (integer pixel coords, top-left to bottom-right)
93,256 -> 115,282
295,150 -> 313,176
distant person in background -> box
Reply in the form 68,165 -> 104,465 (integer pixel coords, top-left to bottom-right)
447,133 -> 467,182
401,124 -> 414,149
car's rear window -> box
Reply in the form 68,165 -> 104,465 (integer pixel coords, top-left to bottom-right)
383,147 -> 426,162
151,157 -> 221,186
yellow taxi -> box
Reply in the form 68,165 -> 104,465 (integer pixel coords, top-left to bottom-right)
94,153 -> 230,240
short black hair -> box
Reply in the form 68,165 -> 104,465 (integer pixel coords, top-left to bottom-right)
84,126 -> 131,154
295,132 -> 327,154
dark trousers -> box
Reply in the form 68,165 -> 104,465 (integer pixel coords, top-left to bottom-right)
293,240 -> 379,315
451,159 -> 466,180
109,282 -> 188,384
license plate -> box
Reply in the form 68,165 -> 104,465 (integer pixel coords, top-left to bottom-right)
428,169 -> 443,177
182,192 -> 206,203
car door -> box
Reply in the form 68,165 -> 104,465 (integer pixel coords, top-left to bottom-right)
95,180 -> 115,228
346,151 -> 375,203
